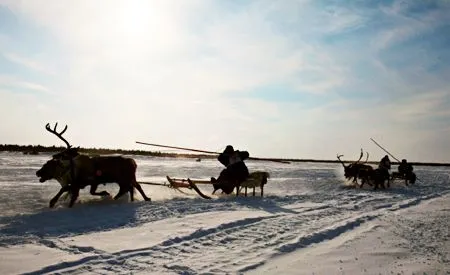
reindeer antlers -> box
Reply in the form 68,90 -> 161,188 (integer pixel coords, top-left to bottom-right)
336,154 -> 346,168
356,148 -> 363,163
354,149 -> 369,164
45,122 -> 71,148
337,149 -> 366,166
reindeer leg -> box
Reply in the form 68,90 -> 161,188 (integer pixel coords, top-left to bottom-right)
68,187 -> 80,208
373,181 -> 378,190
128,185 -> 135,201
89,183 -> 110,197
133,181 -> 151,201
113,186 -> 129,200
49,185 -> 70,208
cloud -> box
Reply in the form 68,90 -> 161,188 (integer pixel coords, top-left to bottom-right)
0,74 -> 51,93
374,0 -> 450,51
3,52 -> 56,75
0,0 -> 449,162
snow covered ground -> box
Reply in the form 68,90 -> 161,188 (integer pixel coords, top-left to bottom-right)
0,152 -> 448,274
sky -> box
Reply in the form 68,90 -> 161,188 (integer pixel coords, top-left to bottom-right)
0,0 -> 449,163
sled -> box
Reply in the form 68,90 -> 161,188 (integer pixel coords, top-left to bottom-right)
166,171 -> 270,198
165,176 -> 211,199
165,176 -> 211,188
390,171 -> 417,185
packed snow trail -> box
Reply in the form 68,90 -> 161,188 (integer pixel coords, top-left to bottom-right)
0,153 -> 449,274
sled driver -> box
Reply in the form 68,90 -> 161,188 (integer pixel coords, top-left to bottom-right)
397,159 -> 416,184
212,145 -> 250,194
378,155 -> 391,179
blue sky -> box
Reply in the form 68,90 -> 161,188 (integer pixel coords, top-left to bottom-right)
0,0 -> 449,162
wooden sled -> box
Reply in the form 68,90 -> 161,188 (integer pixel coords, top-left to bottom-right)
390,171 -> 417,186
166,176 -> 211,188
166,176 -> 211,199
166,171 -> 270,198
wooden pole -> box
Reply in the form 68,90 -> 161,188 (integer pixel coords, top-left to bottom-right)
136,141 -> 218,154
370,138 -> 400,162
137,181 -> 169,187
135,141 -> 290,164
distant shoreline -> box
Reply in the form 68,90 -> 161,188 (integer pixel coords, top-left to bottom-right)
1,144 -> 450,167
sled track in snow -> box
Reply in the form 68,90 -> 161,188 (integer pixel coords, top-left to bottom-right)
22,191 -> 447,275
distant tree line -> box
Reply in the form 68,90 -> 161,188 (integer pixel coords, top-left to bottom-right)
0,144 -> 215,159
1,144 -> 449,166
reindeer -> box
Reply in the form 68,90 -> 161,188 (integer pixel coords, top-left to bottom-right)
359,167 -> 391,190
337,149 -> 374,186
36,123 -> 151,208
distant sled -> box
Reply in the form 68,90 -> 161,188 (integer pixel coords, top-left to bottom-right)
341,173 -> 416,190
390,171 -> 417,186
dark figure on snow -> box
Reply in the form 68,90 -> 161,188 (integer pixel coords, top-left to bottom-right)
397,159 -> 416,184
379,155 -> 391,170
379,155 -> 391,175
371,155 -> 391,188
211,145 -> 250,194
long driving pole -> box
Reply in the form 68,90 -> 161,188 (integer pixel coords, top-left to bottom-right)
135,141 -> 290,164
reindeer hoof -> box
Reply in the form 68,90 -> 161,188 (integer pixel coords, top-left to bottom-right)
144,197 -> 151,201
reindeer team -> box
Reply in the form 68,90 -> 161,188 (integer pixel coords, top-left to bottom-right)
337,149 -> 415,189
36,123 -> 151,208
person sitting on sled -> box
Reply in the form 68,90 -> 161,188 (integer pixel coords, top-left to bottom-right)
379,155 -> 391,171
212,145 -> 250,194
397,159 -> 416,184
377,155 -> 391,183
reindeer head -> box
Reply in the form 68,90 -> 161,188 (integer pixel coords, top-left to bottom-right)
44,123 -> 80,160
36,158 -> 69,182
36,123 -> 79,184
337,149 -> 365,179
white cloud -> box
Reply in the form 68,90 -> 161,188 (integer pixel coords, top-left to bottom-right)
3,52 -> 56,75
0,0 -> 449,162
374,0 -> 450,51
0,75 -> 51,93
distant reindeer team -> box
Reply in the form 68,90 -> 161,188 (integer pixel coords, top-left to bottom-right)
36,123 -> 151,208
337,149 -> 416,190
